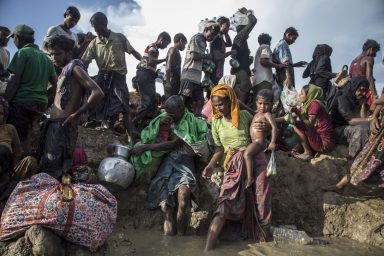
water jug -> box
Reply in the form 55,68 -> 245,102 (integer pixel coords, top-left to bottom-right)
98,145 -> 135,189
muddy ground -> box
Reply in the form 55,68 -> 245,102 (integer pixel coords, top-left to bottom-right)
1,127 -> 383,255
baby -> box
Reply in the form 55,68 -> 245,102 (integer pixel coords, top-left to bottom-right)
244,89 -> 278,188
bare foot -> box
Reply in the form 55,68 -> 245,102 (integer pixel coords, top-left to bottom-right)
322,176 -> 349,192
164,219 -> 175,236
291,151 -> 312,162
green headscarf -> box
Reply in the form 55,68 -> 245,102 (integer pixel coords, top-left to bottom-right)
301,84 -> 324,115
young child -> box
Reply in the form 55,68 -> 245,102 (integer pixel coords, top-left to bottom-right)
244,89 -> 278,188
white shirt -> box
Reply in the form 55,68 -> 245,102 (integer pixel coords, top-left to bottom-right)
253,44 -> 274,85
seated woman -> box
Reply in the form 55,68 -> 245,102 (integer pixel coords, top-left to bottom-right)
130,96 -> 207,236
202,84 -> 271,251
0,97 -> 38,213
330,76 -> 371,158
328,93 -> 384,190
289,84 -> 334,161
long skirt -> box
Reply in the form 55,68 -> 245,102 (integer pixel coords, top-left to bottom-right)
350,121 -> 384,187
215,150 -> 271,242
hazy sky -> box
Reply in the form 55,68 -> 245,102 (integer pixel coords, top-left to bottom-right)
1,0 -> 383,93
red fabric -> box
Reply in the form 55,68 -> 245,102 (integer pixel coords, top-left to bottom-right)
297,101 -> 333,152
70,147 -> 88,174
349,56 -> 366,77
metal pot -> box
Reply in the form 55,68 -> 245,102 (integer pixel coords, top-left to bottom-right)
114,145 -> 130,159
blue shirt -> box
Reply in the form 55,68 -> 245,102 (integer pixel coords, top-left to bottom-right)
273,39 -> 295,87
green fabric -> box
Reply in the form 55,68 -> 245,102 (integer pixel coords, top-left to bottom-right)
211,110 -> 253,152
130,110 -> 208,179
302,84 -> 324,115
7,44 -> 55,103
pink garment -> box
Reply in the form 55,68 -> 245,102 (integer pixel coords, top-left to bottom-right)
71,147 -> 88,174
202,99 -> 212,123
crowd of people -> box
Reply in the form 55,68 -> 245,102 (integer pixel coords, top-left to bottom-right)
0,5 -> 383,252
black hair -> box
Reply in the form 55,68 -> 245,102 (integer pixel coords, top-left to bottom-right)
157,31 -> 171,42
362,39 -> 380,52
0,26 -> 11,35
302,84 -> 310,95
47,35 -> 75,52
77,33 -> 86,44
217,16 -> 230,26
16,35 -> 34,44
284,27 -> 299,37
90,12 -> 108,26
256,89 -> 273,102
258,33 -> 272,45
165,95 -> 185,111
64,6 -> 80,20
174,33 -> 187,44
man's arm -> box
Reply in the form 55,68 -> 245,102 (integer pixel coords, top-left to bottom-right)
212,49 -> 236,62
365,57 -> 377,96
3,74 -> 21,101
131,50 -> 142,61
63,65 -> 104,125
264,112 -> 278,148
47,74 -> 58,107
223,32 -> 233,47
191,51 -> 212,61
165,48 -> 176,87
260,58 -> 285,69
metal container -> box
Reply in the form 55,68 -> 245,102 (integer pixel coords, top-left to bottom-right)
98,145 -> 135,189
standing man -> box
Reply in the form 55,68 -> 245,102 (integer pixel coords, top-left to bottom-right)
164,33 -> 187,101
273,27 -> 307,89
230,7 -> 257,104
0,27 -> 11,71
132,32 -> 171,131
210,17 -> 236,86
42,6 -> 90,59
253,33 -> 285,98
180,21 -> 219,116
350,39 -> 380,99
40,35 -> 104,179
81,12 -> 141,136
4,24 -> 57,153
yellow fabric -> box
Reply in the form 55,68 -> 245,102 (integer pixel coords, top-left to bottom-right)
210,84 -> 240,128
211,110 -> 253,152
82,31 -> 135,75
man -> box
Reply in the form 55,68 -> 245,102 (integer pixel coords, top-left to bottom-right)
230,7 -> 257,104
130,95 -> 207,236
42,6 -> 90,59
210,17 -> 236,85
82,12 -> 141,136
40,35 -> 104,179
0,26 -> 11,71
180,21 -> 219,116
164,33 -> 187,101
350,39 -> 380,98
132,32 -> 171,131
253,33 -> 285,100
273,27 -> 307,89
4,24 -> 57,152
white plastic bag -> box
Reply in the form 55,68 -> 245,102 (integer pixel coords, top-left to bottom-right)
280,86 -> 299,113
266,151 -> 277,177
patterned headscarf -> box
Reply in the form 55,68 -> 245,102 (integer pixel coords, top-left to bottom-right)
0,96 -> 9,121
210,84 -> 240,128
301,84 -> 324,115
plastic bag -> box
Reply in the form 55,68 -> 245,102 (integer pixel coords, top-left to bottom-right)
266,151 -> 277,177
280,86 -> 299,113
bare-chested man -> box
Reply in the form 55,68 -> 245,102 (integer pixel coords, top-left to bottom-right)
350,39 -> 380,97
39,35 -> 104,179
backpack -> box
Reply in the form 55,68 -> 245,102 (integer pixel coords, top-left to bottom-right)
325,65 -> 350,114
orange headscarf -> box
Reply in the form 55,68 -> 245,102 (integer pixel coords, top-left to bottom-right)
210,84 -> 240,128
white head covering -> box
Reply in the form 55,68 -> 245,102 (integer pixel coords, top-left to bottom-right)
218,75 -> 237,88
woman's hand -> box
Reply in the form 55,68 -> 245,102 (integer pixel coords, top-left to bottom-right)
130,144 -> 150,155
370,116 -> 380,135
202,164 -> 214,179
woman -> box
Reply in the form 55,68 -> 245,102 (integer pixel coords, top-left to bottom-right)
303,44 -> 336,97
289,84 -> 334,161
330,76 -> 371,158
202,84 -> 271,251
328,103 -> 384,190
0,97 -> 38,213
